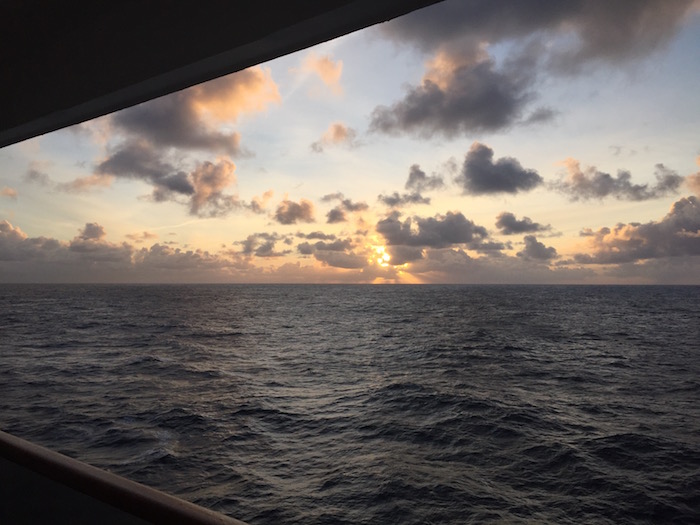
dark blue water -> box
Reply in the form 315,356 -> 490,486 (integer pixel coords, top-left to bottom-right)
1,284 -> 699,524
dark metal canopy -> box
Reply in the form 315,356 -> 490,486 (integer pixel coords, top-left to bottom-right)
1,0 -> 442,148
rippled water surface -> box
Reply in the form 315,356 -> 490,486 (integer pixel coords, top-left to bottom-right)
1,284 -> 699,523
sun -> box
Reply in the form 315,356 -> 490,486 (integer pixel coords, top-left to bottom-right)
372,245 -> 392,267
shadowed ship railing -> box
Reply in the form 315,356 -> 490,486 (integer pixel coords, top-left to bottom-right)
0,429 -> 247,525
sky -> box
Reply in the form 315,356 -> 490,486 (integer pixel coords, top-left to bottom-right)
2,0 -> 700,284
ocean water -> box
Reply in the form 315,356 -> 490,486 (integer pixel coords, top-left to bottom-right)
1,284 -> 699,524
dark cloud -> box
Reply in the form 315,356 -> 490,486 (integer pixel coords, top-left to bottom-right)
321,193 -> 368,223
573,196 -> 700,264
385,245 -> 425,265
377,211 -> 488,250
113,95 -> 241,154
317,239 -> 353,252
373,0 -> 694,138
274,199 -> 315,225
326,207 -> 347,223
321,193 -> 369,212
378,192 -> 431,207
79,223 -> 106,241
24,168 -> 51,186
554,160 -> 684,201
296,237 -> 366,269
313,251 -> 367,269
0,220 -> 60,263
0,220 -> 373,283
404,246 -> 594,284
369,56 -> 531,138
474,240 -> 511,253
517,235 -> 558,260
377,164 -> 444,209
96,140 -> 193,193
96,142 -> 243,217
188,159 -> 240,216
110,68 -> 278,155
87,69 -> 280,215
298,239 -> 353,255
457,142 -> 542,195
296,231 -> 337,241
522,107 -> 558,126
405,164 -> 445,192
496,212 -> 551,234
380,1 -> 694,69
240,232 -> 290,258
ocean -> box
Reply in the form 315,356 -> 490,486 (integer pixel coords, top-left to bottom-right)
1,284 -> 699,524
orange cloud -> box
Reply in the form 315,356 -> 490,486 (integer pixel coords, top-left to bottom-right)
56,174 -> 113,193
189,158 -> 237,215
251,189 -> 274,213
191,66 -> 280,122
311,122 -> 358,152
686,156 -> 700,196
126,231 -> 158,243
301,52 -> 343,94
1,187 -> 18,199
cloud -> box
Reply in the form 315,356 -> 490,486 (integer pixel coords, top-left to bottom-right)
274,199 -> 315,225
296,237 -> 366,269
377,164 -> 445,208
573,196 -> 700,264
126,231 -> 158,243
112,66 -> 279,154
521,107 -> 558,126
553,159 -> 684,201
250,189 -> 274,214
187,66 -> 280,121
381,1 -> 695,69
78,223 -> 106,240
313,251 -> 367,269
404,247 -> 593,284
0,220 -> 63,263
405,164 -> 445,192
0,220 -> 257,282
22,162 -> 112,194
56,174 -> 113,193
311,122 -> 359,152
96,140 -> 192,191
113,96 -> 241,155
239,232 -> 291,257
373,0 -> 695,138
377,211 -> 489,263
321,193 -> 368,222
326,208 -> 347,223
517,235 -> 558,260
96,141 -> 243,216
188,159 -> 239,216
24,168 -> 51,186
377,191 -> 431,208
456,142 -> 542,195
296,231 -> 337,241
685,157 -> 700,195
369,51 -> 532,138
321,193 -> 369,212
1,187 -> 17,199
297,239 -> 353,254
496,212 -> 551,235
300,52 -> 343,94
